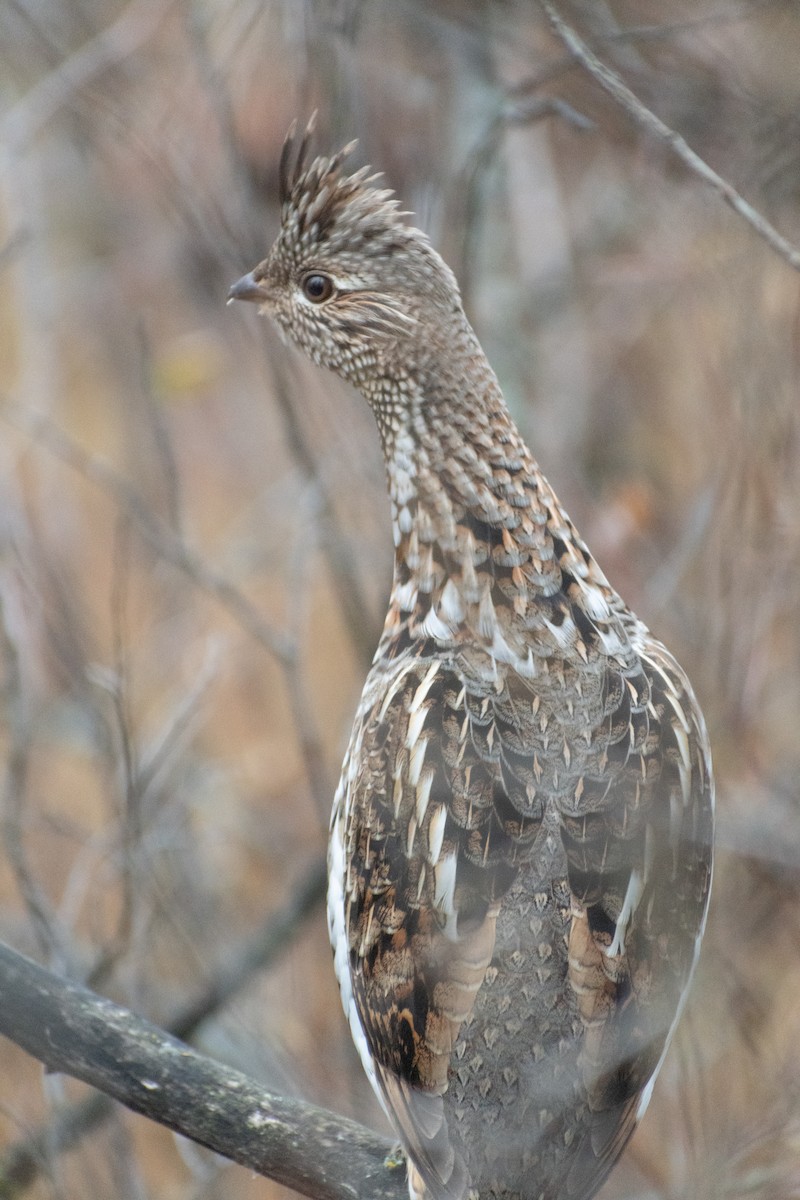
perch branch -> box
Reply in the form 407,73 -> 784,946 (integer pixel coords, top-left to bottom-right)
0,939 -> 405,1200
0,858 -> 326,1196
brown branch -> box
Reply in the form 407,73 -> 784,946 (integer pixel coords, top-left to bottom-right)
0,939 -> 404,1200
537,0 -> 800,274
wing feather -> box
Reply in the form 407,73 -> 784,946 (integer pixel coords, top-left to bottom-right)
331,599 -> 712,1198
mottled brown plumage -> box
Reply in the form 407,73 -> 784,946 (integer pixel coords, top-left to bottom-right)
229,116 -> 714,1200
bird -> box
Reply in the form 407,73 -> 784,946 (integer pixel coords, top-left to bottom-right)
228,116 -> 714,1200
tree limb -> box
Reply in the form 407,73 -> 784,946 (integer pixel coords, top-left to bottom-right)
537,0 -> 800,273
0,859 -> 327,1196
0,940 -> 405,1200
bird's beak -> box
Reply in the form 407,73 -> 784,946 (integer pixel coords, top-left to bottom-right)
227,271 -> 269,305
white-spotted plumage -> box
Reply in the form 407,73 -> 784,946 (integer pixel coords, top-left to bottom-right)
231,119 -> 714,1200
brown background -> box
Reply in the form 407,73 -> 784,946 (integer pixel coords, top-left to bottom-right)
1,1 -> 799,1197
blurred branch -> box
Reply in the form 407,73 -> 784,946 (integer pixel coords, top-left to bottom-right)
0,397 -> 295,663
135,324 -> 185,534
1,0 -> 176,158
0,230 -> 30,271
478,1 -> 782,110
538,0 -> 800,274
0,858 -> 327,1196
266,352 -> 382,667
0,1091 -> 113,1199
0,939 -> 405,1200
1,395 -> 337,809
96,520 -> 141,977
167,855 -> 326,1040
456,95 -> 593,299
0,594 -> 72,970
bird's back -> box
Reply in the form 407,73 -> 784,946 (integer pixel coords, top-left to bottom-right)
330,588 -> 712,1200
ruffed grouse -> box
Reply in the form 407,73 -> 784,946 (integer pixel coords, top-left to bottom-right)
229,119 -> 714,1200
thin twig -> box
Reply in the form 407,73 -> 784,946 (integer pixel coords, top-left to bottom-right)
265,351 -> 382,667
0,397 -> 295,665
134,321 -> 185,535
1,396 -> 336,825
0,0 -> 177,158
0,594 -> 70,969
538,0 -> 800,274
105,519 -> 140,973
167,855 -> 327,1039
455,95 -> 593,301
0,1091 -> 113,1198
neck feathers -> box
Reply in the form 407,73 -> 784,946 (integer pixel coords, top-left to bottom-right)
369,335 -> 611,670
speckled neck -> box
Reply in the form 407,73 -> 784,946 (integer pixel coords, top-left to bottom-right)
365,325 -> 542,545
359,342 -> 590,661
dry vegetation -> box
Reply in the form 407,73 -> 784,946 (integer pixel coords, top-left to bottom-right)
1,1 -> 799,1197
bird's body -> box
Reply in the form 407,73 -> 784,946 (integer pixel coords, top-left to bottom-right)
230,119 -> 713,1200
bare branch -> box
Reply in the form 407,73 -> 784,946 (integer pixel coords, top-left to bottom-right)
0,396 -> 341,812
0,593 -> 71,968
0,858 -> 327,1196
537,0 -> 800,273
1,0 -> 177,157
0,397 -> 295,665
0,939 -> 405,1200
167,856 -> 327,1040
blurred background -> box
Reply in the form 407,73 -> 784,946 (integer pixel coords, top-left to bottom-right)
1,1 -> 799,1197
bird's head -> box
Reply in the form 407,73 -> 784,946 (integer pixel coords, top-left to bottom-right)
228,117 -> 463,392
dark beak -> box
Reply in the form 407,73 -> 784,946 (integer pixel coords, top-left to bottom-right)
227,271 -> 269,305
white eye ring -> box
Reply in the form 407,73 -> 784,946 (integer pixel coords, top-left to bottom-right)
301,273 -> 335,303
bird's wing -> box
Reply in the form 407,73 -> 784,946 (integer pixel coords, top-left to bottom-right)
337,650 -> 542,1195
551,631 -> 713,1091
336,623 -> 712,1197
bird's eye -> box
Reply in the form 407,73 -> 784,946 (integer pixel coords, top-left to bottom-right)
301,273 -> 335,303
